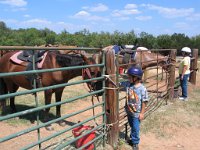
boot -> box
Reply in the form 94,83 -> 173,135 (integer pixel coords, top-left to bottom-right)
132,144 -> 139,150
127,139 -> 133,146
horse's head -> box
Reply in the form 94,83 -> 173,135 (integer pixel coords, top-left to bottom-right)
79,52 -> 103,96
158,55 -> 170,72
136,51 -> 170,72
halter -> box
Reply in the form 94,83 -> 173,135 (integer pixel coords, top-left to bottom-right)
82,68 -> 94,92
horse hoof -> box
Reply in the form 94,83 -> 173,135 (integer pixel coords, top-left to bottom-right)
11,109 -> 17,113
58,120 -> 66,127
45,125 -> 54,131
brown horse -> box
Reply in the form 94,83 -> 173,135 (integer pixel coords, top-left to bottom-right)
0,50 -> 100,130
103,45 -> 169,71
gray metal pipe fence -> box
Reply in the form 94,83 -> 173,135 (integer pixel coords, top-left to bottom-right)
0,46 -> 107,150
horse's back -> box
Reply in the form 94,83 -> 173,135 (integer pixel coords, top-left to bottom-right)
0,51 -> 16,72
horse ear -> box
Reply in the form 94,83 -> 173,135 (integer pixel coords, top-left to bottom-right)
74,50 -> 86,56
75,50 -> 88,62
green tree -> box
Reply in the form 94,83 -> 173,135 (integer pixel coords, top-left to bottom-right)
138,32 -> 156,49
171,33 -> 191,55
156,34 -> 173,49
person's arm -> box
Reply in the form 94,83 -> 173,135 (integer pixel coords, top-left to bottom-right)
139,87 -> 148,120
181,65 -> 187,80
181,57 -> 190,80
139,102 -> 147,120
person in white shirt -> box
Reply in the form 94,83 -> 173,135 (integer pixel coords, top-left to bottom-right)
178,47 -> 191,100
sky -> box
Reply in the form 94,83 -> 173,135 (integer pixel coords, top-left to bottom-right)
0,0 -> 200,37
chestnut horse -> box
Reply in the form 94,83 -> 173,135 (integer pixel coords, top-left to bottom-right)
103,45 -> 169,71
0,50 -> 100,130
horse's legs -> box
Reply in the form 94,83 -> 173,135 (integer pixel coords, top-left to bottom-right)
44,89 -> 52,120
55,88 -> 66,126
0,78 -> 8,113
6,82 -> 19,113
44,89 -> 54,130
55,88 -> 64,117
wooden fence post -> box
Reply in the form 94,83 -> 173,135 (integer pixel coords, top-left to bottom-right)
189,49 -> 198,85
167,49 -> 176,99
104,47 -> 119,148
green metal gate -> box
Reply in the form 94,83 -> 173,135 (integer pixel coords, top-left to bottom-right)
0,46 -> 107,150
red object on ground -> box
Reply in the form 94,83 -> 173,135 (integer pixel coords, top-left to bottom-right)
72,125 -> 96,150
119,67 -> 124,74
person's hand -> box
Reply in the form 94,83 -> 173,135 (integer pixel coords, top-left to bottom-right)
139,113 -> 144,121
181,75 -> 184,80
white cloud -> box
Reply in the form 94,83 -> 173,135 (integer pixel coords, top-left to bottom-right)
142,4 -> 194,18
111,3 -> 140,19
112,9 -> 140,17
72,11 -> 109,22
23,14 -> 30,18
23,19 -> 52,25
124,4 -> 137,9
186,13 -> 200,21
73,11 -> 90,18
0,0 -> 27,7
135,16 -> 152,21
111,10 -> 123,17
2,18 -> 89,33
82,3 -> 108,12
122,9 -> 140,15
2,18 -> 18,23
174,22 -> 190,30
55,22 -> 89,33
119,17 -> 130,20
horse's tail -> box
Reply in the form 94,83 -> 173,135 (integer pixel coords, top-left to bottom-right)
0,78 -> 8,112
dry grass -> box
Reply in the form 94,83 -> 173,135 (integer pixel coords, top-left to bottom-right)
1,76 -> 91,124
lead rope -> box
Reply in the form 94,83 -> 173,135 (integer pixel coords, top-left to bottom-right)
82,68 -> 101,128
82,70 -> 120,134
90,74 -> 120,135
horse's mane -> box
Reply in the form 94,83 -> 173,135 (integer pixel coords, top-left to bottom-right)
56,54 -> 85,67
0,50 -> 16,56
141,51 -> 166,58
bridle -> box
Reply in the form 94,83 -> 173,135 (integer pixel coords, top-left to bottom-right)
82,68 -> 93,90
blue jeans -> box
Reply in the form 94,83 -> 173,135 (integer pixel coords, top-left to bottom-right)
179,74 -> 190,98
127,115 -> 140,144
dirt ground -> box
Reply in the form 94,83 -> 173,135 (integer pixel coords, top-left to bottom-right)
0,66 -> 200,150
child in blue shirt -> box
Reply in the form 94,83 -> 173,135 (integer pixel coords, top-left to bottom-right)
120,66 -> 149,150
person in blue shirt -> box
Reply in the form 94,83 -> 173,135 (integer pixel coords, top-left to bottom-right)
120,66 -> 149,150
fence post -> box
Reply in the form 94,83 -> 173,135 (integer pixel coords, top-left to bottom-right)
167,49 -> 176,99
189,49 -> 198,85
104,47 -> 119,148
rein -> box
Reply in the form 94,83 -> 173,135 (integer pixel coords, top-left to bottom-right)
82,68 -> 100,126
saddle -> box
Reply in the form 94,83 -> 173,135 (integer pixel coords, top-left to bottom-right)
16,50 -> 46,87
113,45 -> 136,64
17,50 -> 46,65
